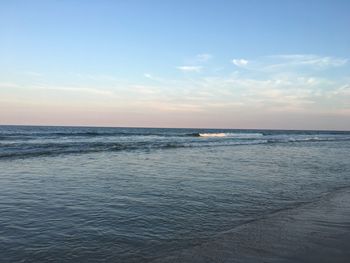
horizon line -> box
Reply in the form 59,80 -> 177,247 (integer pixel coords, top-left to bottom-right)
1,123 -> 349,132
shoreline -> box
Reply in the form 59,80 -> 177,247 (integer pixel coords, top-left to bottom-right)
152,188 -> 350,263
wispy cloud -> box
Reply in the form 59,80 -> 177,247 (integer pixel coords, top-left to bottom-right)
30,86 -> 114,96
143,101 -> 205,112
41,86 -> 115,96
175,53 -> 212,74
2,53 -> 349,126
270,54 -> 348,68
143,73 -> 163,82
0,82 -> 20,88
22,71 -> 43,77
196,53 -> 212,62
332,84 -> 350,96
144,73 -> 153,79
243,54 -> 348,72
2,82 -> 115,96
129,84 -> 160,95
176,66 -> 202,73
75,73 -> 118,81
232,59 -> 249,67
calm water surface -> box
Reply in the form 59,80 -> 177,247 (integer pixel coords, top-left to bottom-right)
0,126 -> 350,262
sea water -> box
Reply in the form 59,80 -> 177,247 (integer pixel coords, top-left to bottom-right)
0,125 -> 350,262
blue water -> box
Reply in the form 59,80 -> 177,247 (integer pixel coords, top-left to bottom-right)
1,125 -> 350,262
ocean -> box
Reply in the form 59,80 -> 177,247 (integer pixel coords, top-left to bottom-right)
1,125 -> 350,262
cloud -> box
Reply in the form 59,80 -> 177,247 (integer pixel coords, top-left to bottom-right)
0,82 -> 20,88
143,73 -> 163,82
176,54 -> 212,73
273,54 -> 347,67
232,59 -> 249,67
129,84 -> 160,95
229,54 -> 348,74
261,54 -> 348,71
176,66 -> 202,73
2,53 -> 349,126
75,73 -> 118,81
144,101 -> 204,112
330,84 -> 350,96
3,82 -> 115,96
173,69 -> 348,114
196,53 -> 212,62
22,71 -> 43,77
35,86 -> 116,96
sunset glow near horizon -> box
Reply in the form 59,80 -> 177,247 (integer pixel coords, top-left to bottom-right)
1,0 -> 350,130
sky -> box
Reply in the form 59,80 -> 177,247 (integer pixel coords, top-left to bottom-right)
1,0 -> 350,130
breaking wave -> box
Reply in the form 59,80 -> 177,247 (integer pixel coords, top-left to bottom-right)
1,126 -> 350,159
197,132 -> 264,138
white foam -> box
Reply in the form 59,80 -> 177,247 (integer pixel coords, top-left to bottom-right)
199,133 -> 263,138
199,133 -> 227,137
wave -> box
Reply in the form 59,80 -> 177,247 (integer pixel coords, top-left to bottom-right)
0,141 -> 184,159
4,136 -> 349,160
0,131 -> 207,140
1,128 -> 350,159
198,133 -> 227,137
0,131 -> 154,138
2,129 -> 350,141
193,132 -> 264,138
0,140 -> 271,159
266,135 -> 350,143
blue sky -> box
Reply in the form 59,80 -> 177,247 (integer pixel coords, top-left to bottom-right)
1,0 -> 350,129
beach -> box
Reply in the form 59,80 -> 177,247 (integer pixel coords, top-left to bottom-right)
153,188 -> 350,263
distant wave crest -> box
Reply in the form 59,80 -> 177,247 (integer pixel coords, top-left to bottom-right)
198,132 -> 264,138
1,127 -> 350,160
199,133 -> 227,137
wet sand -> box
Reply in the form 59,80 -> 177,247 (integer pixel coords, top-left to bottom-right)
153,188 -> 350,263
